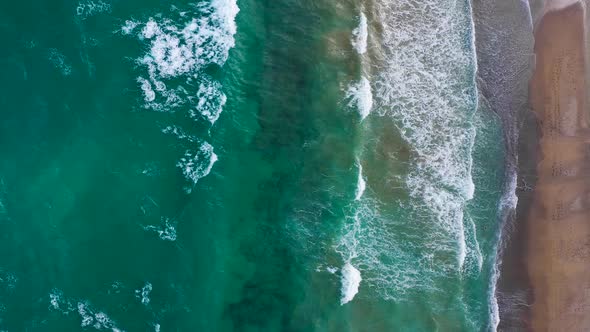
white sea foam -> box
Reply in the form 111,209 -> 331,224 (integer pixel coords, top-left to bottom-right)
458,220 -> 467,270
124,2 -> 237,191
109,281 -> 124,294
522,0 -> 533,47
125,0 -> 238,118
48,49 -> 72,76
336,206 -> 364,305
340,262 -> 362,305
48,291 -> 122,331
466,216 -> 483,272
354,161 -> 366,201
500,168 -> 518,211
0,271 -> 17,291
335,0 -> 480,302
137,77 -> 156,102
135,282 -> 153,305
77,301 -> 122,331
122,20 -> 138,35
161,125 -> 197,142
177,142 -> 218,190
374,0 -> 477,262
144,217 -> 177,241
346,77 -> 373,121
338,210 -> 362,263
489,168 -> 519,331
76,0 -> 111,19
47,289 -> 78,314
49,289 -> 63,310
190,79 -> 227,124
351,12 -> 368,55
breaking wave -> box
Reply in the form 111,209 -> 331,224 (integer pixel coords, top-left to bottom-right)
123,0 -> 238,190
351,12 -> 368,55
338,0 -> 480,304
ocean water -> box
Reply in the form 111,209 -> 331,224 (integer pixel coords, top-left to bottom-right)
0,0 -> 510,331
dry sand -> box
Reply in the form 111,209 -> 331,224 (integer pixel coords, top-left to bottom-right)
526,1 -> 590,330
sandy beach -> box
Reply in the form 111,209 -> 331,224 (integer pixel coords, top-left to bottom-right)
526,2 -> 590,330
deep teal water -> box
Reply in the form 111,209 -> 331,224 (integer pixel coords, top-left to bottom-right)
0,0 -> 507,331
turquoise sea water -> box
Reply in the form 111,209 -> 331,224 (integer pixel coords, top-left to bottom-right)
0,0 -> 509,330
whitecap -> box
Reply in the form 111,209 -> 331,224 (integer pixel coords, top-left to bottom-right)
351,12 -> 368,55
346,77 -> 373,121
354,161 -> 366,201
48,49 -> 72,76
458,218 -> 467,269
177,142 -> 218,189
363,0 -> 479,294
76,0 -> 111,19
161,125 -> 197,142
144,217 -> 177,241
465,215 -> 483,272
135,282 -> 153,305
126,0 -> 239,112
330,0 -> 481,304
340,262 -> 362,305
49,289 -> 63,310
190,79 -> 227,124
121,20 -> 138,35
137,77 -> 156,102
77,301 -> 122,331
0,271 -> 17,290
327,266 -> 338,274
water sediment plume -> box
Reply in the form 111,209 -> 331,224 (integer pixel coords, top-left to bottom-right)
526,2 -> 590,330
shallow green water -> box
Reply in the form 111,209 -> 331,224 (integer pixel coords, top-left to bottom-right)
0,0 -> 507,331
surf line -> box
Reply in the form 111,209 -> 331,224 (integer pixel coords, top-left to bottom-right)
348,10 -> 373,122
339,10 -> 372,305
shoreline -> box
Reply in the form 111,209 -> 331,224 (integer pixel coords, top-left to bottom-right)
470,0 -> 536,328
525,2 -> 590,330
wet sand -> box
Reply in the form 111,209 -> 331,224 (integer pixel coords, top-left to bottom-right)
526,2 -> 590,330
